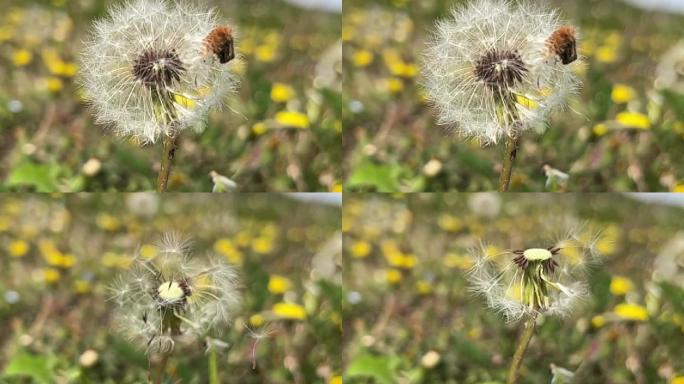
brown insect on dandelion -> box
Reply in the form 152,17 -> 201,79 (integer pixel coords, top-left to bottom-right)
547,26 -> 578,65
203,26 -> 235,64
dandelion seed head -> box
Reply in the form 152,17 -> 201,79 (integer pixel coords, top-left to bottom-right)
79,0 -> 240,143
109,234 -> 240,353
467,222 -> 597,322
422,0 -> 581,144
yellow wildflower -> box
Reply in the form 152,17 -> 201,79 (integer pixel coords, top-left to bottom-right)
596,45 -> 617,64
593,123 -> 608,137
252,236 -> 274,254
268,275 -> 292,295
614,303 -> 648,321
610,276 -> 633,296
8,240 -> 29,257
350,240 -> 371,258
74,280 -> 91,294
438,214 -> 462,232
672,376 -> 684,384
271,83 -> 295,103
273,302 -> 306,320
139,244 -> 158,259
249,314 -> 264,327
252,122 -> 268,136
386,78 -> 404,93
443,253 -> 472,270
255,45 -> 276,62
591,315 -> 606,328
275,111 -> 310,129
329,376 -> 343,384
214,238 -> 243,265
616,112 -> 650,130
416,280 -> 432,295
386,269 -> 402,284
611,84 -> 635,104
352,49 -> 373,67
12,49 -> 32,67
44,268 -> 61,283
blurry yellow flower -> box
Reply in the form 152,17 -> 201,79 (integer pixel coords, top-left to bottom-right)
46,76 -> 64,92
596,45 -> 617,64
352,50 -> 374,67
252,236 -> 274,254
516,94 -> 539,110
611,84 -> 635,104
58,254 -> 76,268
139,244 -> 158,259
386,78 -> 404,93
616,112 -> 650,130
12,49 -> 33,67
44,268 -> 61,283
593,123 -> 608,137
74,280 -> 91,294
102,252 -> 132,269
387,60 -> 417,78
331,183 -> 342,192
443,253 -> 472,270
249,314 -> 264,327
252,122 -> 268,136
273,302 -> 306,320
351,240 -> 371,258
271,83 -> 295,103
255,45 -> 276,62
610,276 -> 633,296
174,93 -> 197,109
214,238 -> 244,265
591,315 -> 606,328
268,275 -> 291,294
0,26 -> 14,42
672,375 -> 684,384
614,303 -> 648,321
672,184 -> 684,193
95,213 -> 120,231
416,280 -> 432,295
386,269 -> 402,284
329,375 -> 343,384
438,214 -> 462,232
275,111 -> 310,129
8,240 -> 30,257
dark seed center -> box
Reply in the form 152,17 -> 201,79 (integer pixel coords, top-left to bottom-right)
133,49 -> 186,89
474,49 -> 528,89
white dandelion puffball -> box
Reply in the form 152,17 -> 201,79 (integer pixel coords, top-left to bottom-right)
109,234 -> 240,353
80,0 -> 240,143
467,227 -> 599,322
422,0 -> 581,144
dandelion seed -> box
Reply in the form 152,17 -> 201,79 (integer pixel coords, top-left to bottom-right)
109,234 -> 240,354
422,0 -> 581,144
468,223 -> 599,322
79,0 -> 240,144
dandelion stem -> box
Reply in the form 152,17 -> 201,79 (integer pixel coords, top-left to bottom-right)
208,348 -> 219,384
498,133 -> 520,192
150,352 -> 170,384
507,312 -> 537,384
157,134 -> 177,192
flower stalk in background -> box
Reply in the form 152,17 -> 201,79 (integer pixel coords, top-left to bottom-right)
422,0 -> 581,191
467,226 -> 599,383
109,234 -> 240,383
80,0 -> 239,191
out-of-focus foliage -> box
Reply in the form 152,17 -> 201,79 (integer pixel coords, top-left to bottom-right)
343,193 -> 684,383
0,0 -> 342,192
0,194 -> 342,383
343,0 -> 684,192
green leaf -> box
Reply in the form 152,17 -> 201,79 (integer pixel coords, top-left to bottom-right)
346,353 -> 399,384
6,161 -> 60,192
3,353 -> 52,384
347,161 -> 401,192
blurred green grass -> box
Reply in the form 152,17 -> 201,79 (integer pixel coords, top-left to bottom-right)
0,194 -> 342,383
343,0 -> 684,192
342,193 -> 684,383
0,0 -> 341,192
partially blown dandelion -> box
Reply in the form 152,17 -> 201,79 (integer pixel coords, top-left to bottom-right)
109,234 -> 240,354
422,0 -> 581,190
80,0 -> 239,191
467,225 -> 599,383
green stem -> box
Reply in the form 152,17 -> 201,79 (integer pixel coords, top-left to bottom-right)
208,348 -> 219,384
507,312 -> 538,384
156,134 -> 177,192
498,133 -> 520,192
